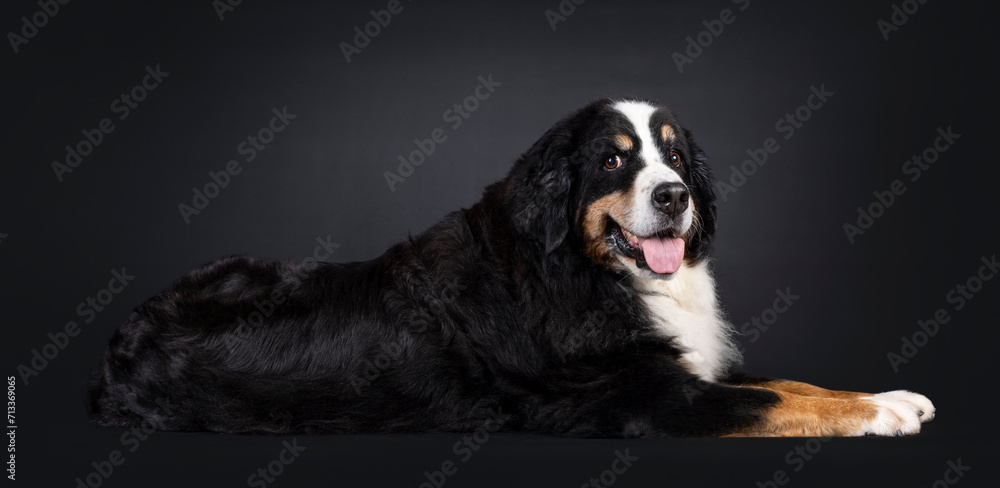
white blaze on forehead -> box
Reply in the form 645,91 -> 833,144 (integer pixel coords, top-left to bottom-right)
612,100 -> 689,236
612,100 -> 682,185
612,100 -> 664,167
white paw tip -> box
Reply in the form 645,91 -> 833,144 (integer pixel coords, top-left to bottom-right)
872,390 -> 935,423
858,395 -> 925,437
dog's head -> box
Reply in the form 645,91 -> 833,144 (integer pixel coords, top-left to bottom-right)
505,98 -> 716,279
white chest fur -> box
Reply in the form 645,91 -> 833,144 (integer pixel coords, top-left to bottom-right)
634,260 -> 739,382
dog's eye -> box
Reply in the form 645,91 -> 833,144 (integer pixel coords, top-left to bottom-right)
605,155 -> 623,170
669,151 -> 682,167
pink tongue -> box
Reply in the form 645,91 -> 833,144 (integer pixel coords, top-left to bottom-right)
637,236 -> 685,274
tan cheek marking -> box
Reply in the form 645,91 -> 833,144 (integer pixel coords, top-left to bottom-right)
613,134 -> 633,152
581,191 -> 632,265
726,390 -> 878,437
661,124 -> 675,142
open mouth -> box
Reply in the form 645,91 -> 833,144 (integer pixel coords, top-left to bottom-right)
610,221 -> 686,275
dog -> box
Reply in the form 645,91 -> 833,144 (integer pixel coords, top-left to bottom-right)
87,98 -> 934,436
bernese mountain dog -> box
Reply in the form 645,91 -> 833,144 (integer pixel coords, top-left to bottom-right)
87,98 -> 935,437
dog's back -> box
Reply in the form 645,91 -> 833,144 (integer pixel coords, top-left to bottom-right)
86,254 -> 392,433
86,213 -> 533,434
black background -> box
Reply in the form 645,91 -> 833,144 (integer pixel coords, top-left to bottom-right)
2,0 -> 997,486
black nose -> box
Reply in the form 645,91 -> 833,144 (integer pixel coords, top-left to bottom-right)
651,182 -> 689,216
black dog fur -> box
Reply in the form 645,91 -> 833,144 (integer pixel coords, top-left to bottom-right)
87,98 -> 782,437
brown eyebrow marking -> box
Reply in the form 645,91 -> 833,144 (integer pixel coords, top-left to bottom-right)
661,124 -> 675,142
613,134 -> 633,152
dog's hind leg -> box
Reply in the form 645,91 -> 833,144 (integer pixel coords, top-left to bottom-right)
86,311 -> 181,430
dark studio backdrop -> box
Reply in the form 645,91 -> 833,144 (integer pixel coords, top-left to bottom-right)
2,0 -> 997,486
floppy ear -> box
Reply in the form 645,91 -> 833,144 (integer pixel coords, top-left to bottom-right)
503,121 -> 576,255
683,130 -> 717,260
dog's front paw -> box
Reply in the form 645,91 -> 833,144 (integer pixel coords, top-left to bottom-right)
870,390 -> 935,423
856,395 -> 923,436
